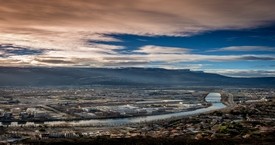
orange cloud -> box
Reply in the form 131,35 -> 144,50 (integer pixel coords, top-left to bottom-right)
0,0 -> 275,67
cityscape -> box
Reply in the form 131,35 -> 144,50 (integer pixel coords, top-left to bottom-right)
1,0 -> 275,144
0,87 -> 275,144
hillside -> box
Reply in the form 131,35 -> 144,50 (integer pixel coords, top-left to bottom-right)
0,67 -> 274,87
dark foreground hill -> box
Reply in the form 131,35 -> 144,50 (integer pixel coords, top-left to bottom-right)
0,67 -> 274,87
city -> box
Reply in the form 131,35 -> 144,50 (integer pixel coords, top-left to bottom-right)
0,87 -> 274,144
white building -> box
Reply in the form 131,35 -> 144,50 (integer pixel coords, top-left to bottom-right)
26,108 -> 36,115
0,109 -> 4,117
11,108 -> 21,116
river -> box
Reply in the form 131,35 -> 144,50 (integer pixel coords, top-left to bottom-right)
1,92 -> 226,127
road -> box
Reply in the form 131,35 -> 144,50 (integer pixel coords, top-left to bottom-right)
220,92 -> 236,112
38,105 -> 73,118
227,93 -> 236,107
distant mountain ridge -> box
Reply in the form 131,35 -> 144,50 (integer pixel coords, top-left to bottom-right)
0,67 -> 274,87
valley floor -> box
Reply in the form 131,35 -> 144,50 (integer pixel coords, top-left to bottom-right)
2,99 -> 275,145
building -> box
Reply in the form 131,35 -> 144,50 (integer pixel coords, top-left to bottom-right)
0,109 -> 4,117
11,108 -> 21,116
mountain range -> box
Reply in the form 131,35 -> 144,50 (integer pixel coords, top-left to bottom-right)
0,67 -> 274,87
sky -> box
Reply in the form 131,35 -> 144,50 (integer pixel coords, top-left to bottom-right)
0,0 -> 275,77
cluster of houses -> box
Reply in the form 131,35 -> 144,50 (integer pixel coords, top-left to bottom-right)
0,107 -> 49,121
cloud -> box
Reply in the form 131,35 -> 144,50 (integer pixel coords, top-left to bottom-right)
1,44 -> 275,67
0,44 -> 45,57
205,69 -> 275,77
34,57 -> 74,65
1,0 -> 275,35
134,45 -> 191,54
210,46 -> 275,52
0,52 -> 4,57
1,0 -> 275,51
144,63 -> 207,70
239,56 -> 275,61
0,0 -> 275,70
